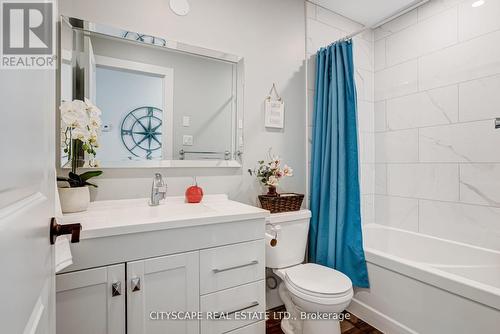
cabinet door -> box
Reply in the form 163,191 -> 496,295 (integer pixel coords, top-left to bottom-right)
56,264 -> 125,334
127,251 -> 199,334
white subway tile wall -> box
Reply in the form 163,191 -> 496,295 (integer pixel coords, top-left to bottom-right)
305,1 -> 375,223
374,0 -> 500,251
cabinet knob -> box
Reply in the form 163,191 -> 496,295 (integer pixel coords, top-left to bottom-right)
111,282 -> 121,297
131,277 -> 141,292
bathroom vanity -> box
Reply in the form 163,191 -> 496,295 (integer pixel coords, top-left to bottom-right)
56,195 -> 268,334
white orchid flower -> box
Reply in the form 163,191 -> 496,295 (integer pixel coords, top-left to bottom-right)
85,98 -> 102,116
283,165 -> 294,177
71,127 -> 90,141
267,175 -> 279,186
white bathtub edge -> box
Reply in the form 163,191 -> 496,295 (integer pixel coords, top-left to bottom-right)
362,225 -> 500,311
348,298 -> 419,334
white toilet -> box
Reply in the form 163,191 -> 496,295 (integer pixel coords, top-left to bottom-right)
266,210 -> 353,334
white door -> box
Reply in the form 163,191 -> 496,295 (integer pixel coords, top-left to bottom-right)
0,68 -> 56,333
56,264 -> 126,334
127,251 -> 200,334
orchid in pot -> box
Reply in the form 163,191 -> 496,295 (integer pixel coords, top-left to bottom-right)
57,99 -> 103,213
248,150 -> 293,197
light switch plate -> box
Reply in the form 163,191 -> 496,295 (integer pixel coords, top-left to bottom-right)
183,135 -> 193,146
238,119 -> 243,129
183,116 -> 190,127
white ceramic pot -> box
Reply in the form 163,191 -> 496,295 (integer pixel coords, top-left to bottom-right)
58,186 -> 90,213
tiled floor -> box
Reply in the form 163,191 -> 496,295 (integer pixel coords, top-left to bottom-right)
266,306 -> 383,334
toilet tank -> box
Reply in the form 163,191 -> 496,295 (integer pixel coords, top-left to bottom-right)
266,209 -> 311,269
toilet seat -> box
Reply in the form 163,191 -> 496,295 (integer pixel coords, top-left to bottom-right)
283,263 -> 353,304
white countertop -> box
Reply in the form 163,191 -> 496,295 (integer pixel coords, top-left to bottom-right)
61,194 -> 269,240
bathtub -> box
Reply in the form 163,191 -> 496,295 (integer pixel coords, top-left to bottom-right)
347,224 -> 500,334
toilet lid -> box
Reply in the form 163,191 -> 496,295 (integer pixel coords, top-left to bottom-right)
284,263 -> 352,296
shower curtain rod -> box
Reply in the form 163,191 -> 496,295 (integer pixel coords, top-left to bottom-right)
327,0 -> 430,44
334,27 -> 368,43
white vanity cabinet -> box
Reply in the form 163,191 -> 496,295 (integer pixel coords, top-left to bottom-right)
127,251 -> 200,334
56,196 -> 269,334
56,264 -> 126,334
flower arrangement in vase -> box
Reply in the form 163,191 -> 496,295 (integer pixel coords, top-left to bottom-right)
57,99 -> 103,213
248,150 -> 293,197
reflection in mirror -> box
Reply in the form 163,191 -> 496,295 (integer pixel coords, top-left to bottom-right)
60,16 -> 243,168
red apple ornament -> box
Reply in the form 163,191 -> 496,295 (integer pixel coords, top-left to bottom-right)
185,179 -> 203,203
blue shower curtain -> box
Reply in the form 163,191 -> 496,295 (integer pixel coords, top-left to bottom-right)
309,40 -> 369,288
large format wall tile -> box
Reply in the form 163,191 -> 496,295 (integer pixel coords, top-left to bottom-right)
386,7 -> 457,66
361,163 -> 375,194
356,68 -> 374,102
375,129 -> 418,163
419,121 -> 500,162
386,85 -> 458,130
375,60 -> 418,100
459,0 -> 500,42
374,101 -> 387,132
357,101 -> 374,133
353,36 -> 374,72
459,74 -> 500,122
360,132 -> 375,164
419,200 -> 500,251
374,10 -> 418,40
417,0 -> 462,21
460,164 -> 500,207
306,19 -> 345,54
373,0 -> 500,251
374,39 -> 386,71
362,195 -> 375,224
316,6 -> 362,34
419,30 -> 500,90
306,1 -> 316,18
375,164 -> 387,194
375,195 -> 419,231
387,164 -> 459,201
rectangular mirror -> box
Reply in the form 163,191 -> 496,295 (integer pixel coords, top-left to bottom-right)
59,16 -> 244,168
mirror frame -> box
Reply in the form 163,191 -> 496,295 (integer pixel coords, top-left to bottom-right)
58,15 -> 244,169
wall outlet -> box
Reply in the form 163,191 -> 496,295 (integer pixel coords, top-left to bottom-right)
183,135 -> 193,146
183,116 -> 191,127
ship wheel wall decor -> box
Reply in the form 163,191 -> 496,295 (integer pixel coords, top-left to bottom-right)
121,106 -> 163,159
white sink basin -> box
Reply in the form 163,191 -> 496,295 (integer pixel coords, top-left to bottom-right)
61,194 -> 269,239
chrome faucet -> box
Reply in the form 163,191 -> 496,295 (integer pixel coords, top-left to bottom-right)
149,173 -> 167,206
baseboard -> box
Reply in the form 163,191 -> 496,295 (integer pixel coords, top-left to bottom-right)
347,298 -> 419,334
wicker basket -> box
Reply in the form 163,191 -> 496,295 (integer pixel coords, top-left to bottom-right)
258,193 -> 304,213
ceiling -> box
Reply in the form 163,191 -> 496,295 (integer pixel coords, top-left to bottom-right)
309,0 -> 428,27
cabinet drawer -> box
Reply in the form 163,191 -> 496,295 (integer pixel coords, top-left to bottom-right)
200,240 -> 265,294
226,321 -> 265,334
200,280 -> 266,334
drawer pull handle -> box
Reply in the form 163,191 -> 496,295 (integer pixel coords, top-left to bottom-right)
131,277 -> 141,292
212,260 -> 259,274
214,301 -> 260,319
111,282 -> 121,297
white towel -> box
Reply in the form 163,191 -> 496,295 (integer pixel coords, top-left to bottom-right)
54,182 -> 73,273
55,235 -> 73,273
